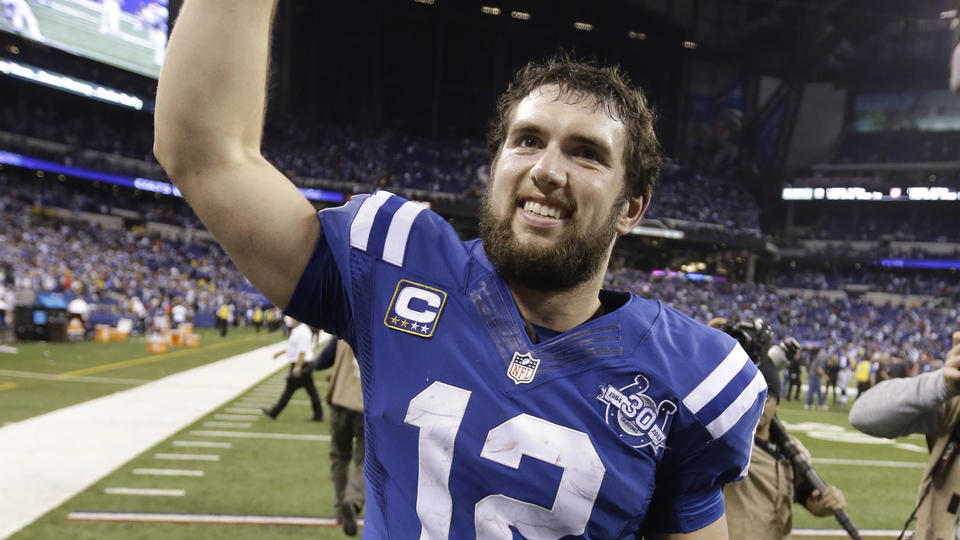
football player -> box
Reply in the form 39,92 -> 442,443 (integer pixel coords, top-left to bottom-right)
98,0 -> 121,36
2,0 -> 44,42
136,0 -> 168,66
154,1 -> 767,537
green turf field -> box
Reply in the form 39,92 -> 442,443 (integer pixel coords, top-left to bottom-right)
0,327 -> 281,424
3,334 -> 929,538
0,0 -> 162,78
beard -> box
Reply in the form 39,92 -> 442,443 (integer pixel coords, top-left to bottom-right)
478,189 -> 623,292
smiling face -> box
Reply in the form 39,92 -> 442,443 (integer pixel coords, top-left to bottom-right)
479,84 -> 648,291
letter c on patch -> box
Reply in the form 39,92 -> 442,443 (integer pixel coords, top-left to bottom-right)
395,286 -> 441,324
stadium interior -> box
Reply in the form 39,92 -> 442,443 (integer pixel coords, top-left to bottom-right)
1,0 -> 959,538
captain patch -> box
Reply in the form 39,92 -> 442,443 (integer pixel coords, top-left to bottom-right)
384,279 -> 447,338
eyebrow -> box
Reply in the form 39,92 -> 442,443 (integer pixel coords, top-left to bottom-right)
569,134 -> 612,160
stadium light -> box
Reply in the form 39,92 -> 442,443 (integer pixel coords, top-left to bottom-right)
481,6 -> 500,15
0,58 -> 145,111
511,11 -> 530,20
414,0 -> 435,4
573,21 -> 593,31
628,31 -> 647,40
682,40 -> 697,49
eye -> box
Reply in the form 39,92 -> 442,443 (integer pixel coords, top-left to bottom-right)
575,147 -> 602,162
517,135 -> 540,148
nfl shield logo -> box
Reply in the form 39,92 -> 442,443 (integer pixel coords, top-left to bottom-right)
507,351 -> 540,385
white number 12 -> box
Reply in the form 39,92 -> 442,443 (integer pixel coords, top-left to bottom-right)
404,381 -> 605,539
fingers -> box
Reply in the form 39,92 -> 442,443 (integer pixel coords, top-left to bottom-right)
944,333 -> 960,393
820,486 -> 846,511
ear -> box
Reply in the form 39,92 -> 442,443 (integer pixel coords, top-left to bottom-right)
615,192 -> 651,235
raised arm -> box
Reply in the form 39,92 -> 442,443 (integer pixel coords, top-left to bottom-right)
154,0 -> 320,308
849,332 -> 960,439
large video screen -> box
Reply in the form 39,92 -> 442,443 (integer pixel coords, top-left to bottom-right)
853,89 -> 960,133
0,0 -> 168,78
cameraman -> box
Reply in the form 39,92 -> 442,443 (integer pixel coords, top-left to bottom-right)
723,366 -> 848,538
849,331 -> 960,539
710,319 -> 847,538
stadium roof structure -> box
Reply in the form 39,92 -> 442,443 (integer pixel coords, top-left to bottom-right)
636,0 -> 955,84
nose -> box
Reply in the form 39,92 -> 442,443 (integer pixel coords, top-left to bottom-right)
530,144 -> 566,191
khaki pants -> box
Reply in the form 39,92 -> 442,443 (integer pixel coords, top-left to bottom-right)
330,406 -> 365,519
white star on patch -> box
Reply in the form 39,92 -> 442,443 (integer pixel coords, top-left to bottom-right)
411,322 -> 420,331
420,325 -> 430,334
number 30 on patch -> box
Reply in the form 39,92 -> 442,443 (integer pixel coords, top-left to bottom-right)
384,280 -> 447,338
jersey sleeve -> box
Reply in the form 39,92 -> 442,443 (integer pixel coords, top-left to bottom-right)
283,191 -> 460,345
283,214 -> 353,340
644,340 -> 767,534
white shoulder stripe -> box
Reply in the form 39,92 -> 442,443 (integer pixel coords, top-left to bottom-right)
349,190 -> 393,252
704,370 -> 766,439
382,201 -> 426,267
682,343 -> 749,414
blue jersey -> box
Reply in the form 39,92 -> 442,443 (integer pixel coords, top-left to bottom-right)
287,191 -> 765,539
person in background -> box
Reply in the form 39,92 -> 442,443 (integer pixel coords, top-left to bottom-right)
871,353 -> 890,387
806,347 -> 827,410
850,332 -> 960,540
315,338 -> 365,536
724,363 -> 847,539
855,355 -> 872,400
252,305 -> 264,333
216,301 -> 229,337
824,354 -> 841,405
262,318 -> 323,421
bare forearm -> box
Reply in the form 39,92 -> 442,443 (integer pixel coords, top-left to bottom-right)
154,0 -> 277,176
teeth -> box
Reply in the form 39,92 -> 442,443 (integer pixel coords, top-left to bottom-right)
523,201 -> 563,219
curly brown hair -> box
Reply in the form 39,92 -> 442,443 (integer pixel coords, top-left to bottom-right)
486,55 -> 662,198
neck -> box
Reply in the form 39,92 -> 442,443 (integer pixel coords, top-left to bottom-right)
507,270 -> 606,333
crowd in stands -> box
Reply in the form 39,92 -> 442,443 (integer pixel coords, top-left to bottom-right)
0,169 -> 261,333
774,268 -> 960,300
2,152 -> 957,378
606,267 -> 957,373
1,86 -> 763,230
789,208 -> 960,243
643,161 -> 762,234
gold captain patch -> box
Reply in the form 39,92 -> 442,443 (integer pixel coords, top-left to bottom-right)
384,279 -> 447,338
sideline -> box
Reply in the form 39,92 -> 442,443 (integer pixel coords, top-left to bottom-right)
0,369 -> 147,385
0,341 -> 287,540
57,334 -> 264,379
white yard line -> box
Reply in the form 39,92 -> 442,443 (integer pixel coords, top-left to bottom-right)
155,453 -> 220,462
202,421 -> 252,429
793,529 -> 904,538
104,488 -> 185,497
66,510 -> 363,527
223,408 -> 261,414
133,469 -> 204,477
173,441 -> 231,449
190,430 -> 331,442
213,414 -> 259,421
0,342 -> 287,539
810,457 -> 925,468
234,400 -> 274,406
